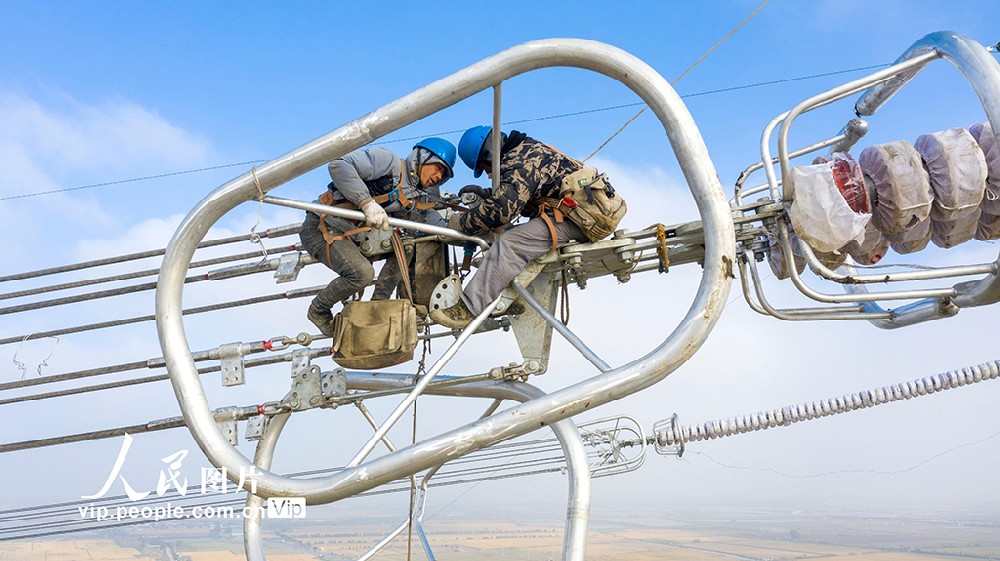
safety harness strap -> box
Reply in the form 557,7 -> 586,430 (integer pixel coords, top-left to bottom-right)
536,199 -> 566,252
316,220 -> 371,269
389,231 -> 414,304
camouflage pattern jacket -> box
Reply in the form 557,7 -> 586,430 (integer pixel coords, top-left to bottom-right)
455,133 -> 581,233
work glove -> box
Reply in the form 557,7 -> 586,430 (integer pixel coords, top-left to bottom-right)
447,212 -> 464,232
458,184 -> 491,200
360,199 -> 390,231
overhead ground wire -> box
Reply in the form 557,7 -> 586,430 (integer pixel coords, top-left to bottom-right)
2,61 -> 892,203
582,0 -> 770,162
0,160 -> 266,202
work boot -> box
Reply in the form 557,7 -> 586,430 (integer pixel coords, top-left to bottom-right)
501,301 -> 526,316
430,300 -> 475,329
307,301 -> 337,337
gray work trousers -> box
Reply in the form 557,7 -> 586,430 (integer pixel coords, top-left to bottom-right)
299,213 -> 403,310
462,217 -> 585,315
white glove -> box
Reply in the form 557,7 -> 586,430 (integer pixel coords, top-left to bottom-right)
360,199 -> 390,231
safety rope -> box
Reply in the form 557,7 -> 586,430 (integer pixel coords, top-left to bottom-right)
581,0 -> 771,162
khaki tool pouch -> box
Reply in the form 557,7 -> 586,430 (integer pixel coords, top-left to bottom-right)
330,232 -> 418,370
330,299 -> 418,370
554,166 -> 627,243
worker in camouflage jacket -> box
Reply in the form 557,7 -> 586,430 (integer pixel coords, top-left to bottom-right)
431,127 -> 588,328
300,138 -> 456,336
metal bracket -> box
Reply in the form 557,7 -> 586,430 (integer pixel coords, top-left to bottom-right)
213,406 -> 240,446
245,415 -> 268,441
428,274 -> 463,318
488,360 -> 544,382
218,343 -> 245,387
274,252 -> 304,283
357,229 -> 395,258
321,367 -> 347,406
289,350 -> 322,411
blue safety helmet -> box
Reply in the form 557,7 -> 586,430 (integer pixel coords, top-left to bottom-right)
458,125 -> 494,178
413,137 -> 456,179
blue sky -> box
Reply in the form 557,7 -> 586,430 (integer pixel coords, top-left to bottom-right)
1,0 -> 999,534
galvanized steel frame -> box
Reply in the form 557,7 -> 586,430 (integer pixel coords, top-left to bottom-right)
156,39 -> 732,506
242,377 -> 592,561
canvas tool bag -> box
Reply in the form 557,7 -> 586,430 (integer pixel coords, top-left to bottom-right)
330,233 -> 418,370
547,166 -> 627,243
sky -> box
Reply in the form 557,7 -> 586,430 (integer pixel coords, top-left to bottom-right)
1,0 -> 999,543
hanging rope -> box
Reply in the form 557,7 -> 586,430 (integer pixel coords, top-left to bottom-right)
581,0 -> 771,162
13,336 -> 59,380
406,330 -> 431,561
559,270 -> 571,325
249,166 -> 270,262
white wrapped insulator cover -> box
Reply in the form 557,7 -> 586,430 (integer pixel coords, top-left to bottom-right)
859,141 -> 933,234
931,208 -> 981,249
975,211 -> 1000,240
884,218 -> 931,255
767,235 -> 805,280
914,128 -> 987,221
843,220 -> 889,264
969,122 -> 1000,215
789,154 -> 871,253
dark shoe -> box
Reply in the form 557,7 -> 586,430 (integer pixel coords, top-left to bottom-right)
430,300 -> 475,329
307,302 -> 336,337
502,301 -> 526,316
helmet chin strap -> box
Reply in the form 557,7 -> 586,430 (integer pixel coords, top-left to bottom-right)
413,147 -> 436,188
415,148 -> 428,186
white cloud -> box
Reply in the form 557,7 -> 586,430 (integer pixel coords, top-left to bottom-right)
73,213 -> 186,261
0,92 -> 217,270
0,93 -> 211,178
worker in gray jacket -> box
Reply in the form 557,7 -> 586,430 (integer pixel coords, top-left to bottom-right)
300,138 -> 456,336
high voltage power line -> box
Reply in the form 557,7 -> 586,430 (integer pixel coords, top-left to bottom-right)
0,63 -> 890,203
